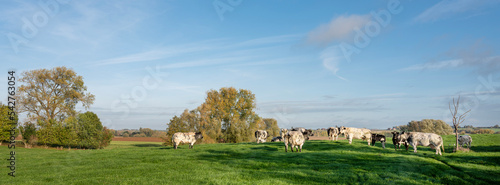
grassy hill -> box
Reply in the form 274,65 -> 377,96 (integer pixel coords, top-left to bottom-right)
1,134 -> 499,184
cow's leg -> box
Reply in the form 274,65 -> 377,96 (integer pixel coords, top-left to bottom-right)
413,144 -> 417,153
382,141 -> 385,149
299,144 -> 303,152
348,134 -> 353,144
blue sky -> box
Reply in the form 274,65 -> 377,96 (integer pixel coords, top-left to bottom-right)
1,0 -> 499,130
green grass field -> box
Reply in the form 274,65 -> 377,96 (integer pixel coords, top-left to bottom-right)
1,134 -> 499,184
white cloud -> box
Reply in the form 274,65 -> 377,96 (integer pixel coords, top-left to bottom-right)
415,0 -> 497,22
401,56 -> 500,73
402,59 -> 463,71
320,45 -> 348,81
306,14 -> 371,46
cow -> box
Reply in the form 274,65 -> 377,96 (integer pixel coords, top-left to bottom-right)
391,131 -> 409,151
172,132 -> 203,149
371,134 -> 386,148
407,132 -> 444,155
291,127 -> 314,140
271,136 -> 283,142
283,130 -> 305,152
458,135 -> 472,149
327,127 -> 340,141
340,127 -> 372,145
255,130 -> 269,143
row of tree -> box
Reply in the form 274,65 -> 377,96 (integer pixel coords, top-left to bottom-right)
116,128 -> 166,137
165,87 -> 279,144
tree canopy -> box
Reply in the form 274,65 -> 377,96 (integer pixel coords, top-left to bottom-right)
17,66 -> 95,123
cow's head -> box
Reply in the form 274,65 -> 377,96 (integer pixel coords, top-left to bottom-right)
280,128 -> 288,138
195,132 -> 203,140
339,126 -> 346,134
305,129 -> 314,136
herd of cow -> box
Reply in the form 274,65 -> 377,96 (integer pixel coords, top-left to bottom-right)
171,127 -> 473,156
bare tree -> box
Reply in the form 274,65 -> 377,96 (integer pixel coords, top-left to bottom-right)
449,96 -> 471,152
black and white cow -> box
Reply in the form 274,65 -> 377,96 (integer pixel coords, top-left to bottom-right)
255,130 -> 269,143
291,127 -> 314,140
172,132 -> 203,149
327,127 -> 340,141
371,134 -> 386,148
391,131 -> 409,151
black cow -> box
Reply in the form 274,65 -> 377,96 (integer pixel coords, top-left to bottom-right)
371,134 -> 386,148
391,131 -> 409,151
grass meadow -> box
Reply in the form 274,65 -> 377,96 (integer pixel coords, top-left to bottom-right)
1,134 -> 499,184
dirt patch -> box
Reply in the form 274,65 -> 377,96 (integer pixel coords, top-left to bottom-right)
112,137 -> 164,142
308,136 -> 346,141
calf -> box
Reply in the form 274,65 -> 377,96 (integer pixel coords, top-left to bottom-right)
340,127 -> 372,145
284,130 -> 305,152
407,132 -> 444,155
327,127 -> 340,141
458,135 -> 472,149
391,131 -> 409,151
271,136 -> 283,142
172,132 -> 203,149
255,130 -> 269,143
371,134 -> 386,148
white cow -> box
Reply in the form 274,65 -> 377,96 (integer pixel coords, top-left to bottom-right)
407,132 -> 444,155
255,130 -> 269,143
340,127 -> 372,145
458,135 -> 472,149
172,132 -> 203,149
284,130 -> 305,152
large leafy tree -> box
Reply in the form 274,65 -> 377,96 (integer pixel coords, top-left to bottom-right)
17,66 -> 95,123
202,87 -> 258,143
0,104 -> 19,144
166,87 -> 261,144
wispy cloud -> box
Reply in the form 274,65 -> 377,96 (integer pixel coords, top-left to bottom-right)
402,40 -> 500,74
320,45 -> 348,81
415,0 -> 498,22
306,14 -> 371,46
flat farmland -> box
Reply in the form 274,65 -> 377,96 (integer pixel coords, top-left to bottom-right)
1,134 -> 499,184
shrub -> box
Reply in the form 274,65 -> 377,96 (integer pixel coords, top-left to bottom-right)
123,133 -> 129,137
406,119 -> 453,135
495,131 -> 500,134
471,129 -> 494,134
